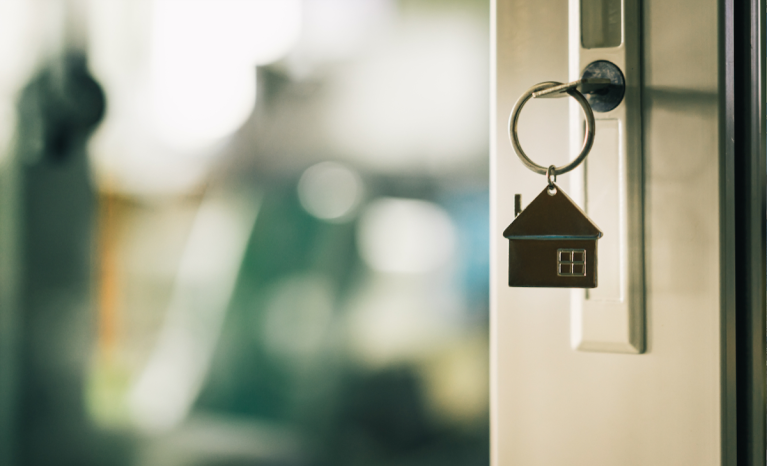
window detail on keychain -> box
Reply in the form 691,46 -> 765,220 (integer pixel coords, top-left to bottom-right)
557,249 -> 586,277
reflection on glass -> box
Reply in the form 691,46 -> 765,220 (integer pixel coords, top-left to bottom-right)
581,0 -> 622,49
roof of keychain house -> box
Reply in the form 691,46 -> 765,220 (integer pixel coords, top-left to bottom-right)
503,185 -> 601,239
503,185 -> 602,288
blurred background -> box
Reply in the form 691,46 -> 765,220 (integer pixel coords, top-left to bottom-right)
0,1 -> 489,465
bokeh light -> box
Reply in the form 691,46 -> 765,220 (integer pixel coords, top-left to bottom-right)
298,161 -> 363,222
0,1 -> 490,465
357,198 -> 457,274
149,0 -> 301,151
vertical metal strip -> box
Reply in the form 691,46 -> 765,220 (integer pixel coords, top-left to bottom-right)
720,0 -> 738,462
745,0 -> 767,462
569,0 -> 645,354
729,0 -> 767,462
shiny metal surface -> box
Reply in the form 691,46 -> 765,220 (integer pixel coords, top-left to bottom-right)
508,81 -> 595,176
546,164 -> 557,189
531,77 -> 611,98
567,0 -> 644,355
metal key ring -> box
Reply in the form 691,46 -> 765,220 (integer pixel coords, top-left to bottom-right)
508,81 -> 595,176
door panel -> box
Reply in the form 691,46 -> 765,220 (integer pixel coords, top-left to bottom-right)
491,0 -> 723,464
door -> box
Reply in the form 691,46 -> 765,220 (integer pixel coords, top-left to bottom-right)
491,0 -> 765,465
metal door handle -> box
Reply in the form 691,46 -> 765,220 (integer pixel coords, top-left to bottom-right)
568,0 -> 645,354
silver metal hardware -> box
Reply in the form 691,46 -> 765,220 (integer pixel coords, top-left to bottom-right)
568,0 -> 644,354
532,77 -> 611,99
546,165 -> 557,189
508,81 -> 595,177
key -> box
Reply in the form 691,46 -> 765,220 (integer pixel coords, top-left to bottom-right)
532,77 -> 611,98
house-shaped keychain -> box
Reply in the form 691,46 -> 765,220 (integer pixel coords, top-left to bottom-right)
503,184 -> 602,288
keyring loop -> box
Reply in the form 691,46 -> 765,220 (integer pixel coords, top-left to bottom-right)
546,165 -> 556,188
508,81 -> 595,176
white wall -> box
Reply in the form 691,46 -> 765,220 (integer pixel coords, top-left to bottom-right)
491,0 -> 723,464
